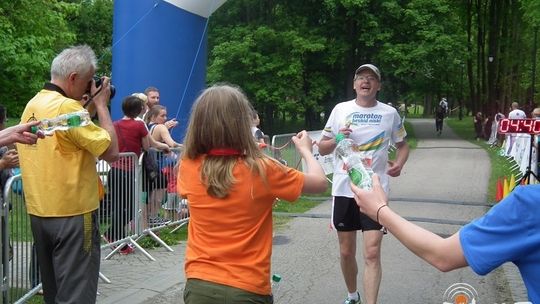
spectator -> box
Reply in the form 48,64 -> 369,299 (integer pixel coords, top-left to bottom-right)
143,86 -> 178,129
0,105 -> 19,189
351,175 -> 540,303
508,102 -> 526,119
532,107 -> 540,121
473,112 -> 486,141
178,84 -> 327,303
251,110 -> 266,145
0,105 -> 41,290
131,92 -> 171,150
132,92 -> 149,119
504,102 -> 527,154
145,105 -> 182,149
144,104 -> 181,226
318,64 -> 409,304
17,45 -> 119,304
532,108 -> 540,175
104,95 -> 169,253
487,112 -> 505,147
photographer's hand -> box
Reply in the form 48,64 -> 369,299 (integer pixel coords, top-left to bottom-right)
90,76 -> 119,163
90,76 -> 111,109
80,94 -> 97,118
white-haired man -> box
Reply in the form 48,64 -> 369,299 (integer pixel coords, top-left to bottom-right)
18,45 -> 119,303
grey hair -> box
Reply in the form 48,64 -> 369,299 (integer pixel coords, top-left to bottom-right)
50,45 -> 97,80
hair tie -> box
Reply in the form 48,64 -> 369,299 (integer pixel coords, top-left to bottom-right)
208,148 -> 243,156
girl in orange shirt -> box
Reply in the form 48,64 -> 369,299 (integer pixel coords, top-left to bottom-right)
178,84 -> 327,303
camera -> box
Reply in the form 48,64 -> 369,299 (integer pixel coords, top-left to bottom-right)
93,76 -> 116,99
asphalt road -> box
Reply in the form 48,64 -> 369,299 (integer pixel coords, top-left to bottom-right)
99,118 -> 528,303
271,118 -> 507,303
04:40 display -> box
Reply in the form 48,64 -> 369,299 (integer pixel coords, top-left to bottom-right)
498,118 -> 540,134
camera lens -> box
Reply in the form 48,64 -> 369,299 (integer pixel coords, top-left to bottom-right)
93,76 -> 115,99
109,85 -> 116,99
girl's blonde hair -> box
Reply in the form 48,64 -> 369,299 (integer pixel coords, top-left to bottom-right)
183,84 -> 266,198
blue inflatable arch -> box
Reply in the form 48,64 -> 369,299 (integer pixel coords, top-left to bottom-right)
111,0 -> 227,142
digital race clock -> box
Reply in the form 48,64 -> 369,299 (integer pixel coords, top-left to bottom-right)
498,118 -> 540,134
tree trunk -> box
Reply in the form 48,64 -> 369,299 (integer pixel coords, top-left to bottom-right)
466,0 -> 476,115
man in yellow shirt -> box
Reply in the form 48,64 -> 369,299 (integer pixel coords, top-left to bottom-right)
17,45 -> 119,304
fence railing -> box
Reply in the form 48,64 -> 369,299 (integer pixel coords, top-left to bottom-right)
271,130 -> 335,176
1,148 -> 189,303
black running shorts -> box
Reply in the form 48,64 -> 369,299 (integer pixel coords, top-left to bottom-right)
332,196 -> 382,231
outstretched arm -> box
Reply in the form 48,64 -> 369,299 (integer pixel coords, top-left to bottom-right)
2,122 -> 43,146
292,130 -> 327,193
351,175 -> 468,272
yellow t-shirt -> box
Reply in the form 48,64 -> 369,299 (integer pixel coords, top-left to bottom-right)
178,156 -> 304,295
17,89 -> 111,217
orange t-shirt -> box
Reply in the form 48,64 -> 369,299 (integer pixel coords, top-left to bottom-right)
177,156 -> 304,295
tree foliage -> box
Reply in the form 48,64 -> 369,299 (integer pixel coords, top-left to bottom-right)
0,0 -> 112,117
1,0 -> 539,132
0,0 -> 75,115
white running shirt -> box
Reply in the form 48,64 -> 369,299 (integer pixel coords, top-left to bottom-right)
508,109 -> 526,119
321,99 -> 406,197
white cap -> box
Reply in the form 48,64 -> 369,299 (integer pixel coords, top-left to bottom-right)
355,64 -> 381,81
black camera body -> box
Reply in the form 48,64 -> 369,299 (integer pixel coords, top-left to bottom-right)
93,76 -> 116,99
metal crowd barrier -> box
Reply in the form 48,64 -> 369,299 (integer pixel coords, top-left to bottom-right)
271,131 -> 334,177
1,147 -> 189,303
271,132 -> 303,170
1,175 -> 41,304
98,148 -> 188,261
134,147 -> 189,254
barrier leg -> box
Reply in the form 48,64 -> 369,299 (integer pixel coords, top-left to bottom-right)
99,272 -> 111,284
145,230 -> 174,252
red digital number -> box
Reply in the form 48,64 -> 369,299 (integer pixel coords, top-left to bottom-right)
534,120 -> 540,133
499,119 -> 510,133
510,119 -> 520,132
522,119 -> 533,133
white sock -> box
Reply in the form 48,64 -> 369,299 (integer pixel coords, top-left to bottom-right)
347,292 -> 359,300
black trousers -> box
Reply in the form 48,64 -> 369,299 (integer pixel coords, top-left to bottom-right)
105,168 -> 135,241
30,211 -> 100,304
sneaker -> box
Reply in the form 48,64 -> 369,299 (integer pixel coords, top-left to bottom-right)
119,244 -> 134,255
343,292 -> 362,304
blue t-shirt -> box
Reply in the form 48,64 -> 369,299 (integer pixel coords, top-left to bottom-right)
460,185 -> 540,302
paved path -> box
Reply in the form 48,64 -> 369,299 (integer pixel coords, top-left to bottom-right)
96,118 -> 528,303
